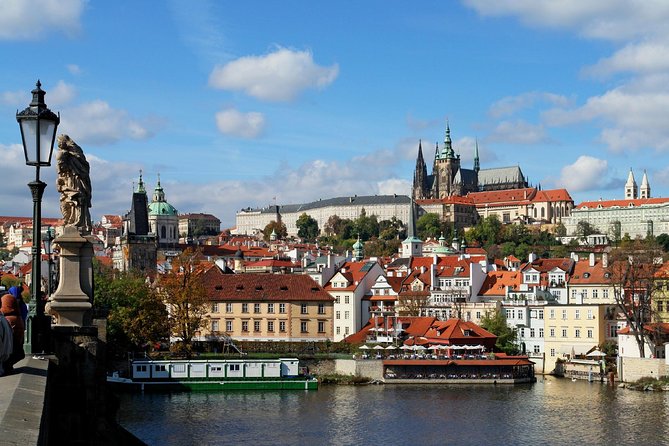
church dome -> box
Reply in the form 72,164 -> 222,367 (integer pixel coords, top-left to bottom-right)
148,201 -> 178,216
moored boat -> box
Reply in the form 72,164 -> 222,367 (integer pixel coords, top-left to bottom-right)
107,357 -> 318,392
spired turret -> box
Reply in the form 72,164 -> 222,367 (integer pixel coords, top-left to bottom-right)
625,168 -> 638,200
640,170 -> 651,199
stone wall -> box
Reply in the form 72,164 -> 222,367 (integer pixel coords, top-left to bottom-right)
619,357 -> 669,382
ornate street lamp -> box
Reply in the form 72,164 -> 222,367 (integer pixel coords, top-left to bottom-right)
17,80 -> 60,354
43,226 -> 55,296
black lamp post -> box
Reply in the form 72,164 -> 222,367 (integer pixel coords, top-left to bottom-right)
43,226 -> 55,296
16,80 -> 60,354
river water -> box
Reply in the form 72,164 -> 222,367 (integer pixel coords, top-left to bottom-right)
116,376 -> 669,446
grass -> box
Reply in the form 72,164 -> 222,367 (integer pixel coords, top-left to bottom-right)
317,374 -> 372,385
627,376 -> 669,391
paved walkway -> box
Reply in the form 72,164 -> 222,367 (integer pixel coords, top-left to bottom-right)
0,356 -> 49,445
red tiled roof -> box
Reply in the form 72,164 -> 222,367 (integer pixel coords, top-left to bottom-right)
202,266 -> 333,302
534,188 -> 573,202
569,259 -> 610,285
467,188 -> 537,205
478,270 -> 521,296
575,197 -> 669,210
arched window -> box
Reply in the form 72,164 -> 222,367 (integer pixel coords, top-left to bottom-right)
161,226 -> 167,239
541,208 -> 545,218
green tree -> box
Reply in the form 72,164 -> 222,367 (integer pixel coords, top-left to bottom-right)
479,309 -> 518,354
263,220 -> 287,241
296,213 -> 320,241
416,213 -> 442,240
379,217 -> 404,240
160,248 -> 210,358
656,233 -> 669,252
575,220 -> 597,242
93,260 -> 168,356
555,223 -> 567,238
352,208 -> 379,240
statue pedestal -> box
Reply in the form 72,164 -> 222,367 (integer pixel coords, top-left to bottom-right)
46,225 -> 92,326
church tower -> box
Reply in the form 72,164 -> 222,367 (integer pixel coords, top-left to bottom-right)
401,200 -> 423,258
640,170 -> 651,199
412,140 -> 428,199
433,122 -> 460,198
148,174 -> 179,247
625,169 -> 638,199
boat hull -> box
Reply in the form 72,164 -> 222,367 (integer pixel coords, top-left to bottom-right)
107,377 -> 318,392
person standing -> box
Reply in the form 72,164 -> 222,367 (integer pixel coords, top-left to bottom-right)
1,287 -> 25,373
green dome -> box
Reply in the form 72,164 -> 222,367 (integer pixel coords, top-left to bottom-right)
353,239 -> 364,249
148,201 -> 178,216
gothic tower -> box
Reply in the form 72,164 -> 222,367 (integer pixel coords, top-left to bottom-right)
412,140 -> 428,199
625,168 -> 638,199
640,170 -> 651,199
433,122 -> 460,198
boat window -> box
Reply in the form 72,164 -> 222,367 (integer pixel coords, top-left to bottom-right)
173,364 -> 186,373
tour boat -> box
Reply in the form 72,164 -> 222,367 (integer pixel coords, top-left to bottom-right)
107,357 -> 318,392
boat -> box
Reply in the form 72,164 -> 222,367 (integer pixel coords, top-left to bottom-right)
107,357 -> 318,392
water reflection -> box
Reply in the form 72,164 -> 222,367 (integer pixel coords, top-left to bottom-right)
117,377 -> 669,446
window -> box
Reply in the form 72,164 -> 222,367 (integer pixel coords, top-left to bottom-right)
533,345 -> 540,354
345,311 -> 350,320
476,311 -> 481,320
226,303 -> 232,313
575,309 -> 580,320
254,303 -> 261,314
549,328 -> 555,337
592,289 -> 598,299
229,364 -> 240,372
345,326 -> 350,335
658,301 -> 665,312
562,309 -> 567,320
572,289 -> 577,299
587,309 -> 594,320
587,329 -> 593,338
211,320 -> 219,332
279,321 -> 286,332
211,303 -> 219,313
530,329 -> 535,338
301,303 -> 308,314
268,303 -> 274,313
242,303 -> 248,313
279,303 -> 286,314
345,296 -> 350,304
549,309 -> 555,319
603,289 -> 609,300
336,326 -> 341,335
539,328 -> 544,338
155,365 -> 166,372
506,309 -> 512,319
226,320 -> 233,332
268,321 -> 274,332
561,329 -> 567,338
334,297 -> 340,304
538,310 -> 544,320
550,348 -> 556,357
520,328 -> 525,337
575,328 -> 581,338
518,310 -> 524,320
318,303 -> 325,314
254,321 -> 260,332
318,321 -> 325,333
336,311 -> 341,320
242,321 -> 249,332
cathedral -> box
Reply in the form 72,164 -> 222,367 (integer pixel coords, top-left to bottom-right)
412,124 -> 528,199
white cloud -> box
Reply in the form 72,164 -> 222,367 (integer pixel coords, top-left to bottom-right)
0,89 -> 25,106
489,92 -> 571,118
585,42 -> 669,78
463,1 -> 669,41
47,80 -> 77,106
209,47 -> 339,102
215,108 -> 265,139
557,155 -> 608,192
487,120 -> 548,145
66,64 -> 82,75
0,0 -> 85,40
59,100 -> 153,145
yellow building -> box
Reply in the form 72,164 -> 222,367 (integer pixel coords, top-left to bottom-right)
544,303 -> 618,367
654,260 -> 669,323
200,266 -> 334,342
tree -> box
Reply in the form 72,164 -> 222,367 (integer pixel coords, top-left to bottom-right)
575,220 -> 597,242
416,213 -> 442,240
608,239 -> 664,358
352,208 -> 379,240
93,260 -> 168,356
479,309 -> 518,354
656,233 -> 669,252
263,220 -> 287,241
159,248 -> 210,358
296,213 -> 319,241
379,217 -> 404,240
398,291 -> 430,317
324,215 -> 343,236
555,223 -> 567,238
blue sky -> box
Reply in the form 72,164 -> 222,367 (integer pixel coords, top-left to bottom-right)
1,0 -> 669,227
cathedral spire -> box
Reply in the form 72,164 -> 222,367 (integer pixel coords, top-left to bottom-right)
474,139 -> 480,173
625,168 -> 638,199
443,121 -> 455,159
640,169 -> 651,199
413,140 -> 428,199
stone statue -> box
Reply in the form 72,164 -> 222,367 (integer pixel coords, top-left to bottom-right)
56,134 -> 92,235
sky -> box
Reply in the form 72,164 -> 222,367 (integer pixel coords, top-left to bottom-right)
2,0 -> 669,228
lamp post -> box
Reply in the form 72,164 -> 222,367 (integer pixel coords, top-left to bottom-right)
43,226 -> 55,296
16,80 -> 60,354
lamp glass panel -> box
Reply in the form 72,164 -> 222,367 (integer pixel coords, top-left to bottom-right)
20,119 -> 38,163
39,120 -> 56,164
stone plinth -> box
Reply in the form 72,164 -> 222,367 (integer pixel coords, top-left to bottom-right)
46,225 -> 92,326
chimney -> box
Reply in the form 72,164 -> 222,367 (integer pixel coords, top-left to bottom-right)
602,252 -> 608,268
433,254 -> 438,264
589,253 -> 595,267
420,266 -> 426,274
528,252 -> 538,263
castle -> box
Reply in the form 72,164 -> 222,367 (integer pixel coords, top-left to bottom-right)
412,124 -> 528,199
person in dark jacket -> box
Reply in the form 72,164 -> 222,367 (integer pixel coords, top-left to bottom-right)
1,287 -> 25,372
8,286 -> 28,324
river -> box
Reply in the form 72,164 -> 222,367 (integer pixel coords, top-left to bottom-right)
116,376 -> 669,446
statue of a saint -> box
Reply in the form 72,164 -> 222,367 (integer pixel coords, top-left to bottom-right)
56,134 -> 92,235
